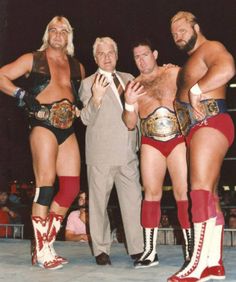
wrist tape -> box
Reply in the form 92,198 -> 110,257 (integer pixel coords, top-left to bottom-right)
190,83 -> 202,96
124,102 -> 135,112
13,88 -> 25,99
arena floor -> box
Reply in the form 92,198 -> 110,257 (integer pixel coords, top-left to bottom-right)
0,239 -> 235,282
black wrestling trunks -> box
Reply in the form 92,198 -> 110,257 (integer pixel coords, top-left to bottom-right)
31,99 -> 77,129
29,99 -> 77,145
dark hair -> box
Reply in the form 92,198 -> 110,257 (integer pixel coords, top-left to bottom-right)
130,38 -> 155,52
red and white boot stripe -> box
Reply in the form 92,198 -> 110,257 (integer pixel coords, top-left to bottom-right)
32,215 -> 62,270
200,223 -> 225,281
167,217 -> 216,282
47,212 -> 68,264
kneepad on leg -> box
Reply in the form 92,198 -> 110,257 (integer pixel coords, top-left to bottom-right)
54,176 -> 80,208
34,186 -> 54,206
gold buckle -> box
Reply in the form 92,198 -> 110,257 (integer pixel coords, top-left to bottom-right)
49,100 -> 75,129
174,101 -> 191,136
204,99 -> 219,116
141,107 -> 180,141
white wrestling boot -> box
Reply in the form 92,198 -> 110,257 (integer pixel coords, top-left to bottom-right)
134,227 -> 159,269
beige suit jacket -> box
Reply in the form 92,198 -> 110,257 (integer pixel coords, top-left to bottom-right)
79,71 -> 139,166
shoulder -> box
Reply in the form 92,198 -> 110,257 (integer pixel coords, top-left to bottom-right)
198,40 -> 229,57
162,65 -> 180,81
81,73 -> 96,84
16,52 -> 34,64
203,40 -> 226,50
163,64 -> 180,74
68,210 -> 79,218
198,40 -> 234,64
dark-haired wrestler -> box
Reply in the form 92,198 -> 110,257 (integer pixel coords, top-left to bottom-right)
0,16 -> 85,269
123,39 -> 192,269
168,11 -> 235,282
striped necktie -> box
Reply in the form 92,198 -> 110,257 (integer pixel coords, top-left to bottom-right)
112,73 -> 125,106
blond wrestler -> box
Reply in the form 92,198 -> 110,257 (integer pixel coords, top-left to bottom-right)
123,39 -> 192,269
168,11 -> 235,282
0,16 -> 85,269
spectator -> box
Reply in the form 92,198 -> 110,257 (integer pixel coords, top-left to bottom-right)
0,191 -> 21,237
228,214 -> 236,229
65,192 -> 90,242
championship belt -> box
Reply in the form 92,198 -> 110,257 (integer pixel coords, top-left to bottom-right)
141,107 -> 181,142
174,100 -> 192,136
34,99 -> 76,129
174,99 -> 226,136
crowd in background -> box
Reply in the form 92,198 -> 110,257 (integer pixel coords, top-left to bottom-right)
1,180 -> 236,240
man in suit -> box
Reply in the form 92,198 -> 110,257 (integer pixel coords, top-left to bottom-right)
79,37 -> 143,265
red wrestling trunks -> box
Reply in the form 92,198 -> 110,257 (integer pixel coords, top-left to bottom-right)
142,135 -> 185,158
140,106 -> 184,157
185,113 -> 235,147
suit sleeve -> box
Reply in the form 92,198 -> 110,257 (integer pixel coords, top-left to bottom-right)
79,79 -> 100,126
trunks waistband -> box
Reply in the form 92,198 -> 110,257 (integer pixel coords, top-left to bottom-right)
29,99 -> 77,129
140,106 -> 181,142
174,98 -> 227,136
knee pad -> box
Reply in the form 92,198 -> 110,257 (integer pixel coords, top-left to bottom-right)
141,200 -> 160,228
34,186 -> 54,206
54,176 -> 80,208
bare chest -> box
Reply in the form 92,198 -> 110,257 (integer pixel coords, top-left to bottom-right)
138,74 -> 176,117
48,58 -> 71,86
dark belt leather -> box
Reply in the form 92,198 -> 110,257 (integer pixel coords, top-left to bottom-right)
29,99 -> 77,129
174,99 -> 227,136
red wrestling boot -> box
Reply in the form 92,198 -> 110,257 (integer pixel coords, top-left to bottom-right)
47,212 -> 68,264
200,213 -> 225,281
167,190 -> 216,282
31,215 -> 62,270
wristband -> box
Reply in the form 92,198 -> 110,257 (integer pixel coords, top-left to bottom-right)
124,102 -> 135,112
190,83 -> 202,96
13,88 -> 25,99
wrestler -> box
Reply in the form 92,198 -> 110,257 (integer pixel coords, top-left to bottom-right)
0,16 -> 85,269
168,11 -> 235,281
123,39 -> 192,269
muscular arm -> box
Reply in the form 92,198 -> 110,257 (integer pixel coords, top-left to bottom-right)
0,53 -> 33,95
197,41 -> 235,93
